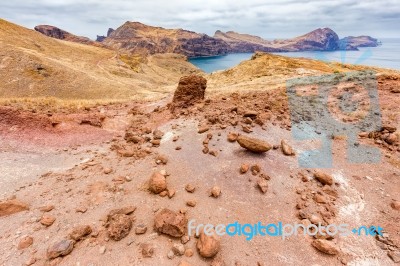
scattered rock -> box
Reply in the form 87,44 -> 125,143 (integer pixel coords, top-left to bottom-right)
103,168 -> 112,174
227,132 -> 238,142
311,239 -> 339,255
181,235 -> 190,244
39,205 -> 54,212
178,261 -> 192,266
314,194 -> 327,204
184,248 -> 194,257
135,224 -> 148,235
251,164 -> 261,175
172,243 -> 185,256
153,129 -> 164,140
281,139 -> 295,156
107,206 -> 136,217
47,239 -> 74,259
149,172 -> 167,194
25,257 -> 36,266
154,209 -> 187,237
155,154 -> 168,164
198,125 -> 210,134
185,184 -> 195,193
314,171 -> 334,186
196,230 -> 220,258
390,200 -> 400,211
99,246 -> 106,254
167,188 -> 176,198
141,243 -> 154,258
40,215 -> 56,227
106,214 -> 133,241
240,164 -> 249,174
69,225 -> 92,241
210,186 -> 221,198
186,200 -> 196,207
243,110 -> 258,117
151,139 -> 161,146
257,178 -> 268,194
0,199 -> 29,217
75,206 -> 87,213
385,133 -> 398,144
236,135 -> 272,153
209,150 -> 218,157
18,236 -> 33,250
159,190 -> 168,197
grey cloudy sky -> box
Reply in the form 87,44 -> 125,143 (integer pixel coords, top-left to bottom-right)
1,0 -> 399,40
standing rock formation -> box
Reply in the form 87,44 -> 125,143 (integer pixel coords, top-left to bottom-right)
171,75 -> 207,109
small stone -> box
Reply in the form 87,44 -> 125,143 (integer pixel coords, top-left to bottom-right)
0,199 -> 29,217
151,139 -> 161,146
69,225 -> 92,241
311,239 -> 339,255
210,186 -> 221,198
167,250 -> 175,259
76,206 -> 87,213
243,110 -> 258,117
198,125 -> 210,134
153,129 -> 164,140
227,132 -> 238,142
184,248 -> 194,257
106,214 -> 132,241
25,257 -> 36,266
167,189 -> 176,198
155,154 -> 168,164
281,139 -> 295,156
240,164 -> 249,174
99,246 -> 106,254
154,209 -> 187,237
185,184 -> 195,193
103,168 -> 112,174
172,243 -> 185,256
209,150 -> 218,157
181,235 -> 190,244
40,215 -> 56,227
314,194 -> 327,204
237,135 -> 272,153
135,224 -> 148,235
257,178 -> 268,194
149,172 -> 167,194
186,200 -> 196,207
202,146 -> 209,154
39,205 -> 54,212
314,171 -> 334,186
141,243 -> 154,258
47,239 -> 74,259
18,236 -> 33,250
251,164 -> 261,175
175,146 -> 182,150
390,200 -> 400,211
196,230 -> 220,258
159,191 -> 168,197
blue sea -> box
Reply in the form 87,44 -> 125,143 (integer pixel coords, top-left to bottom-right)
189,38 -> 400,73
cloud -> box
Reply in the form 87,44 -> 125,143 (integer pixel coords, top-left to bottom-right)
0,0 -> 399,39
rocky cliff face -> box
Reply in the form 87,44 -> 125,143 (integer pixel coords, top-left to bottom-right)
35,22 -> 380,58
214,28 -> 340,52
339,36 -> 380,50
102,22 -> 230,57
34,25 -> 105,48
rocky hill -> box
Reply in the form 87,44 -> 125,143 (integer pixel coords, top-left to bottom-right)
339,36 -> 381,50
34,25 -> 105,48
100,21 -> 230,57
0,19 -> 200,101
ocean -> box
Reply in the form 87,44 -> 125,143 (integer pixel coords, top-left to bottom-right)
189,38 -> 400,73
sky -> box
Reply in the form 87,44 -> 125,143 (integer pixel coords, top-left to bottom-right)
0,0 -> 399,40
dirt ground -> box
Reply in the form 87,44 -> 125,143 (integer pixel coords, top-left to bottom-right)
0,75 -> 399,266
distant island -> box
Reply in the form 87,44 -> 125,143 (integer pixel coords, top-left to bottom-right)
34,22 -> 380,58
